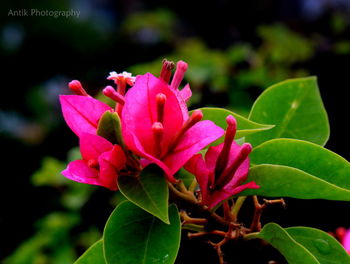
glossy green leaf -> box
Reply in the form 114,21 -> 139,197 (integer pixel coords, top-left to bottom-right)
196,107 -> 274,139
246,223 -> 319,264
246,77 -> 329,146
117,165 -> 169,223
240,164 -> 350,201
286,227 -> 350,264
250,138 -> 350,189
103,201 -> 181,264
97,111 -> 123,145
74,240 -> 105,264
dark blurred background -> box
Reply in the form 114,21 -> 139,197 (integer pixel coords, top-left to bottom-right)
1,0 -> 350,263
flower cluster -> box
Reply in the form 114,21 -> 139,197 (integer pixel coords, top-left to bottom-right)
59,59 -> 259,208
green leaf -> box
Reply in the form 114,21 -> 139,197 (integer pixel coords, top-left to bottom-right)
74,240 -> 105,264
103,201 -> 181,264
246,223 -> 319,264
97,111 -> 123,145
117,165 -> 169,223
250,138 -> 350,190
286,227 -> 350,264
246,77 -> 329,146
196,107 -> 274,139
240,164 -> 350,201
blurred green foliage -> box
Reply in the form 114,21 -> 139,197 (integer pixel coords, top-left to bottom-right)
4,148 -> 99,264
127,22 -> 325,114
121,9 -> 177,45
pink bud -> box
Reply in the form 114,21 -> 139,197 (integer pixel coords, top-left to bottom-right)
168,110 -> 203,152
156,93 -> 166,123
68,80 -> 89,96
190,109 -> 204,123
336,227 -> 347,241
159,59 -> 175,83
103,86 -> 125,105
215,115 -> 237,178
170,60 -> 188,90
152,122 -> 164,157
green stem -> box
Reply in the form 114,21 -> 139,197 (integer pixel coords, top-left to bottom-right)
177,180 -> 188,193
182,224 -> 206,232
188,178 -> 198,193
231,196 -> 247,220
168,182 -> 198,204
244,232 -> 259,240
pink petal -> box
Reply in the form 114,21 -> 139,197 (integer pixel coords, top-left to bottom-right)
59,95 -> 111,137
163,120 -> 224,177
343,229 -> 350,252
205,145 -> 221,171
184,154 -> 210,199
122,73 -> 185,157
123,131 -> 175,182
175,90 -> 190,121
98,145 -> 126,191
179,83 -> 192,102
206,181 -> 260,209
62,160 -> 100,186
140,158 -> 152,168
79,133 -> 113,160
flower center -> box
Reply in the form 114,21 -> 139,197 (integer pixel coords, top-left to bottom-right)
106,71 -> 135,116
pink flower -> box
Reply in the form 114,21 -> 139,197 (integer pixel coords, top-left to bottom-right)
107,71 -> 136,86
62,133 -> 126,190
343,231 -> 350,253
121,67 -> 224,183
336,227 -> 350,253
185,115 -> 259,208
106,71 -> 135,116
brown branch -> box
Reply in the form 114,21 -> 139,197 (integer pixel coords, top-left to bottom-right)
188,230 -> 227,239
250,196 -> 285,232
180,211 -> 208,225
168,182 -> 230,227
223,201 -> 234,221
209,239 -> 227,264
